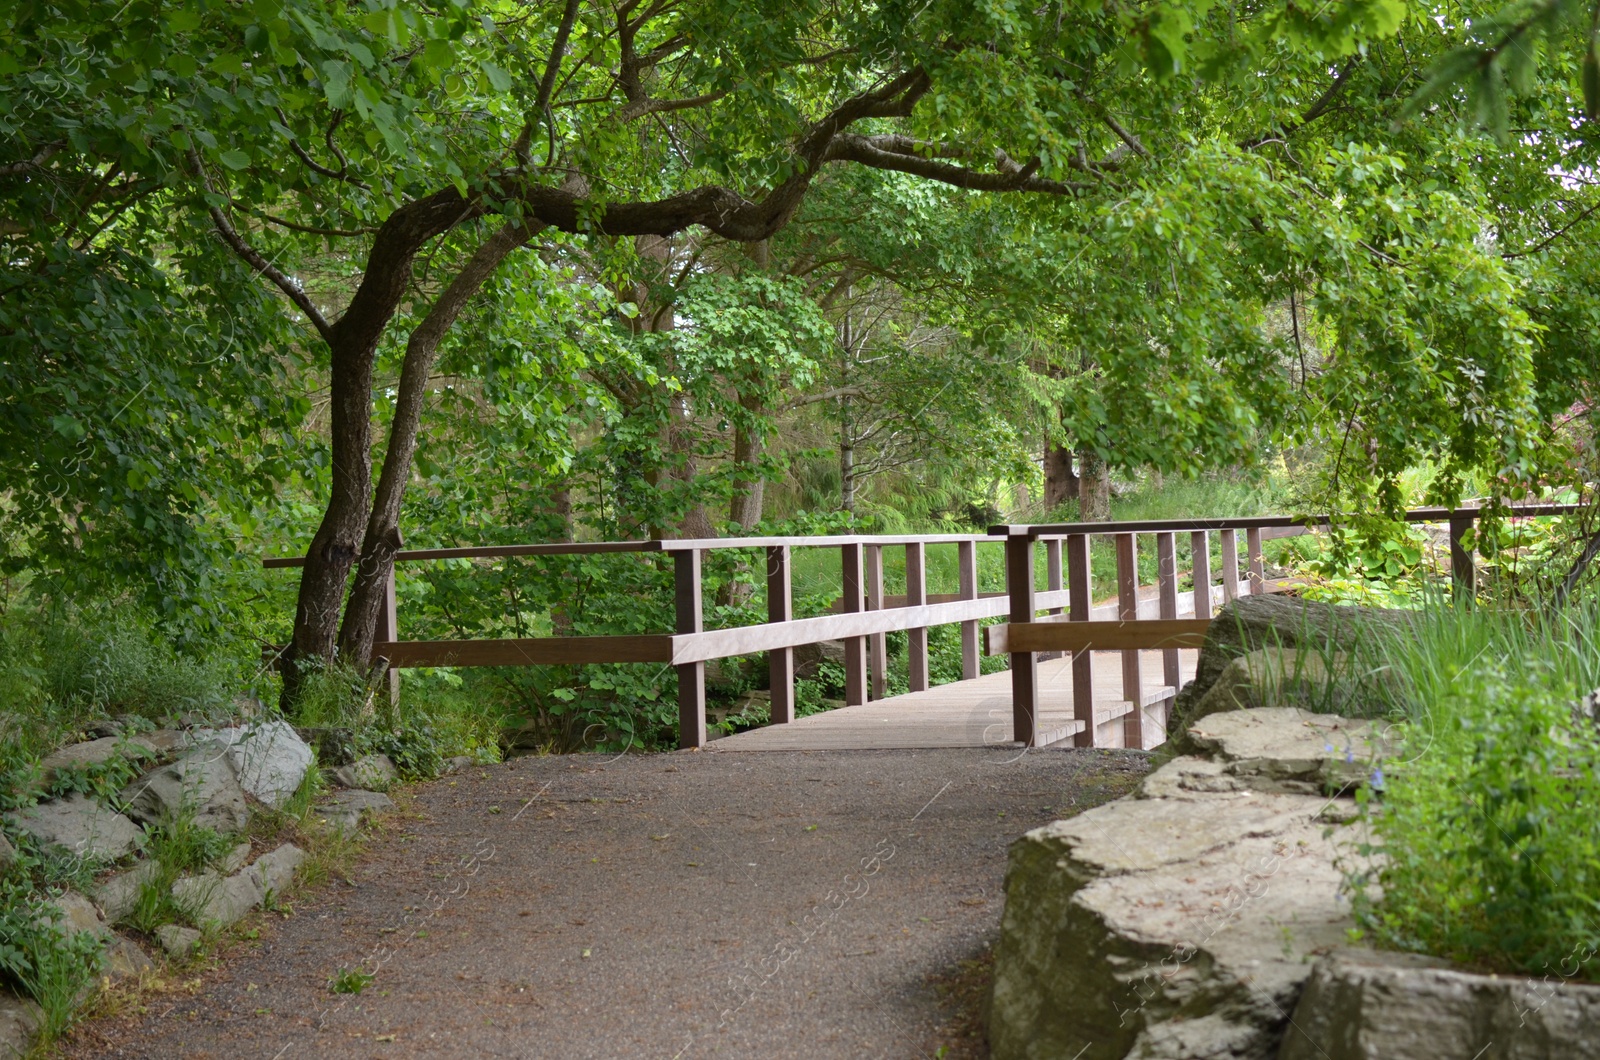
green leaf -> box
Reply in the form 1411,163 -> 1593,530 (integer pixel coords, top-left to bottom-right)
217,149 -> 251,170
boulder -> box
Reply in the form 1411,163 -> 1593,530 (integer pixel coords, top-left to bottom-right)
0,993 -> 41,1060
103,935 -> 154,981
38,736 -> 145,780
191,720 -> 314,810
1183,648 -> 1366,730
1170,595 -> 1412,733
154,924 -> 201,957
42,891 -> 112,940
5,793 -> 144,862
121,743 -> 249,833
216,840 -> 252,875
1281,948 -> 1600,1059
442,756 -> 475,774
333,753 -> 398,792
314,789 -> 393,836
248,843 -> 304,898
172,867 -> 265,929
93,859 -> 164,923
793,639 -> 847,679
988,708 -> 1377,1060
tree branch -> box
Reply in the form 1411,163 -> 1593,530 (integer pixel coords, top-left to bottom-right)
190,147 -> 334,341
824,134 -> 1079,195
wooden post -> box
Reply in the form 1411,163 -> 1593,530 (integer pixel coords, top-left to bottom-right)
1043,537 -> 1064,660
1067,533 -> 1094,748
1246,527 -> 1265,594
1220,528 -> 1241,602
1156,531 -> 1181,697
1449,512 -> 1475,599
766,545 -> 794,725
1115,533 -> 1143,749
905,542 -> 929,693
958,540 -> 980,681
865,544 -> 886,700
374,565 -> 401,706
841,542 -> 868,705
1005,533 -> 1037,746
1191,530 -> 1212,620
675,549 -> 706,749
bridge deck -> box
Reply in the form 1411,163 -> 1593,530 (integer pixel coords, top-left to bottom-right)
713,649 -> 1197,752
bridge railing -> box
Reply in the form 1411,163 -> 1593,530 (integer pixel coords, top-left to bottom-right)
265,533 -> 1012,748
983,503 -> 1586,749
265,503 -> 1584,750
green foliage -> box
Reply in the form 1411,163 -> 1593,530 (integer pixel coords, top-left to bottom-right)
328,966 -> 374,995
0,878 -> 107,1042
1347,601 -> 1600,978
1287,520 -> 1431,607
122,811 -> 238,936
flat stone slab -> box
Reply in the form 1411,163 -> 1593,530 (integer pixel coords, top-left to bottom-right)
1183,706 -> 1391,793
4,793 -> 144,862
333,753 -> 397,792
1282,948 -> 1600,1059
155,924 -> 200,957
172,867 -> 265,929
313,789 -> 393,836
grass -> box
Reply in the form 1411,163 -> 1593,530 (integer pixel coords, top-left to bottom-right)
1343,593 -> 1600,979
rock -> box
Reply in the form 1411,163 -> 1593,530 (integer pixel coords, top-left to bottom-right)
42,891 -> 112,940
1171,595 -> 1413,733
1184,648 -> 1368,728
121,743 -> 249,833
5,793 -> 144,862
989,725 -> 1368,1060
1181,707 -> 1392,794
103,935 -> 153,981
333,754 -> 398,792
192,720 -> 314,810
172,867 -> 265,929
313,790 -> 393,836
40,736 -> 129,775
0,992 -> 41,1060
299,726 -> 357,766
0,832 -> 15,876
216,840 -> 252,876
93,859 -> 164,923
1281,948 -> 1600,1059
134,729 -> 190,756
248,843 -> 304,898
442,756 -> 475,774
155,924 -> 201,957
793,639 -> 847,679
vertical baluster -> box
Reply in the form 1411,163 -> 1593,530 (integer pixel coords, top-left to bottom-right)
675,549 -> 706,749
1043,537 -> 1064,660
375,565 -> 400,706
1191,530 -> 1212,620
866,544 -> 886,700
1247,527 -> 1265,593
1449,513 -> 1475,599
1067,533 -> 1094,748
1220,528 -> 1241,602
959,540 -> 980,681
1156,532 -> 1180,700
905,542 -> 928,693
767,545 -> 794,725
1005,533 -> 1037,746
841,542 -> 867,706
1115,533 -> 1142,749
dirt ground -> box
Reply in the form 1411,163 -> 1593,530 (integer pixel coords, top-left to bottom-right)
63,745 -> 1150,1060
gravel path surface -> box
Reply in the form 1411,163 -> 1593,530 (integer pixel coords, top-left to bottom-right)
66,745 -> 1149,1060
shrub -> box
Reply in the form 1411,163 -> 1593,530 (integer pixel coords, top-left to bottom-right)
1347,598 -> 1600,979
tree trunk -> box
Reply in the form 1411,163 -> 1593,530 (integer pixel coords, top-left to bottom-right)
840,394 -> 857,515
337,221 -> 543,671
1079,446 -> 1111,520
1043,442 -> 1079,507
729,404 -> 766,531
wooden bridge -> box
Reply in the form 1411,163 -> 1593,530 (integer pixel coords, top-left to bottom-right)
265,504 -> 1580,752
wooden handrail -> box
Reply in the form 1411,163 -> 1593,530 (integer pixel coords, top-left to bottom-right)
985,619 -> 1212,655
991,501 -> 1585,540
